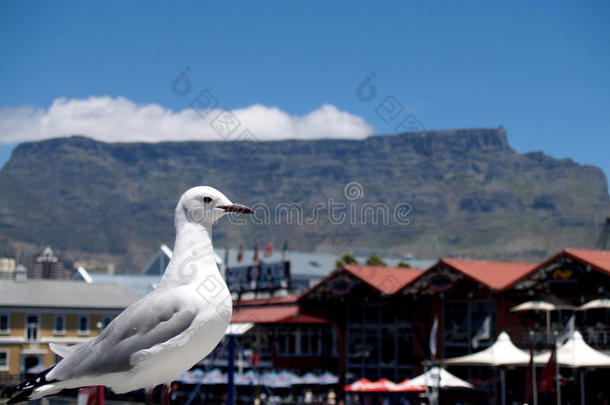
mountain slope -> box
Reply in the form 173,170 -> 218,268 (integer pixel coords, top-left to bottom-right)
0,128 -> 608,271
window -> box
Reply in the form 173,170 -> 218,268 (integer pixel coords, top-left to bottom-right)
346,302 -> 414,381
26,315 -> 39,342
78,315 -> 89,335
443,301 -> 496,357
0,314 -> 9,334
102,317 -> 112,329
0,350 -> 8,371
297,326 -> 323,356
54,315 -> 66,335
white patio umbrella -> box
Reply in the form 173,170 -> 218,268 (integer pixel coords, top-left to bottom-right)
533,330 -> 610,367
443,331 -> 532,366
401,367 -> 473,389
261,370 -> 299,388
510,299 -> 576,342
319,371 -> 339,385
443,331 -> 540,405
578,297 -> 610,310
534,331 -> 610,405
299,372 -> 320,385
510,301 -> 558,312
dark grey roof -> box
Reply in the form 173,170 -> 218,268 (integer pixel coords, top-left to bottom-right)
86,274 -> 161,295
70,248 -> 435,296
0,279 -> 143,309
218,248 -> 435,277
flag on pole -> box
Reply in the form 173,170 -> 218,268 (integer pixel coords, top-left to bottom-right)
237,245 -> 243,262
252,349 -> 260,367
264,239 -> 273,257
96,386 -> 104,405
471,316 -> 491,349
524,346 -> 535,403
538,345 -> 556,393
429,316 -> 438,358
253,245 -> 259,264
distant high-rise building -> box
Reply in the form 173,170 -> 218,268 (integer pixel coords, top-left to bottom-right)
0,257 -> 16,280
30,247 -> 70,280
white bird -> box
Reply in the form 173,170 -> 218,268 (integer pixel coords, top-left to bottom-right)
8,186 -> 252,404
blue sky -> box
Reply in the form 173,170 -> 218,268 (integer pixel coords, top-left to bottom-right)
0,1 -> 609,184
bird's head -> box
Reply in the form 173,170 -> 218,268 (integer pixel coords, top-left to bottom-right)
177,186 -> 252,226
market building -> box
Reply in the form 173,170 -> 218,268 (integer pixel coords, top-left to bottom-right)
2,247 -> 608,403
298,264 -> 426,384
230,248 -> 610,403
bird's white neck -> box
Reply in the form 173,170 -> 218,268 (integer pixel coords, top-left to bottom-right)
159,211 -> 220,288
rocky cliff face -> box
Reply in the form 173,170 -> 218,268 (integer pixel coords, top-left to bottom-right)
0,128 -> 608,271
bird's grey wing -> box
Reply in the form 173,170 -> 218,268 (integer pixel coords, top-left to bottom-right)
48,292 -> 196,381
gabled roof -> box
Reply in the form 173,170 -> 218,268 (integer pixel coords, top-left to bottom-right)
505,248 -> 610,290
563,248 -> 610,276
300,265 -> 425,299
342,265 -> 425,294
439,258 -> 537,291
232,304 -> 328,324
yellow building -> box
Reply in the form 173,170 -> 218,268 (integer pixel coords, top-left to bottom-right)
0,277 -> 141,385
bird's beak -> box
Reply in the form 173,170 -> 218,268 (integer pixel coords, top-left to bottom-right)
218,204 -> 252,214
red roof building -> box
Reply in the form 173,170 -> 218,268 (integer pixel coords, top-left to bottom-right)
230,295 -> 337,371
562,248 -> 610,275
227,249 -> 610,403
438,258 -> 536,291
232,304 -> 328,324
343,265 -> 424,294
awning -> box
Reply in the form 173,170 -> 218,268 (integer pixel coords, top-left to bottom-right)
232,305 -> 328,324
344,378 -> 372,392
345,378 -> 418,393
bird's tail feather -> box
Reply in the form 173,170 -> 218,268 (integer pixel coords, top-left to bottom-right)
5,365 -> 57,404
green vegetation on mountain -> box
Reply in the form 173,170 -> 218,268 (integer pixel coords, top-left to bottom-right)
0,128 -> 608,272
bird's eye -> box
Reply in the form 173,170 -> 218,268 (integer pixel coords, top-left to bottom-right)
203,196 -> 213,203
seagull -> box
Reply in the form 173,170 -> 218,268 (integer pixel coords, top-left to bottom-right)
7,186 -> 252,404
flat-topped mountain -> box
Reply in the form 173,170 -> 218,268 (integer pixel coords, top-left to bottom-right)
0,128 -> 608,271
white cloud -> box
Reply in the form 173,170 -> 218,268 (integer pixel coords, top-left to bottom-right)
0,96 -> 373,143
